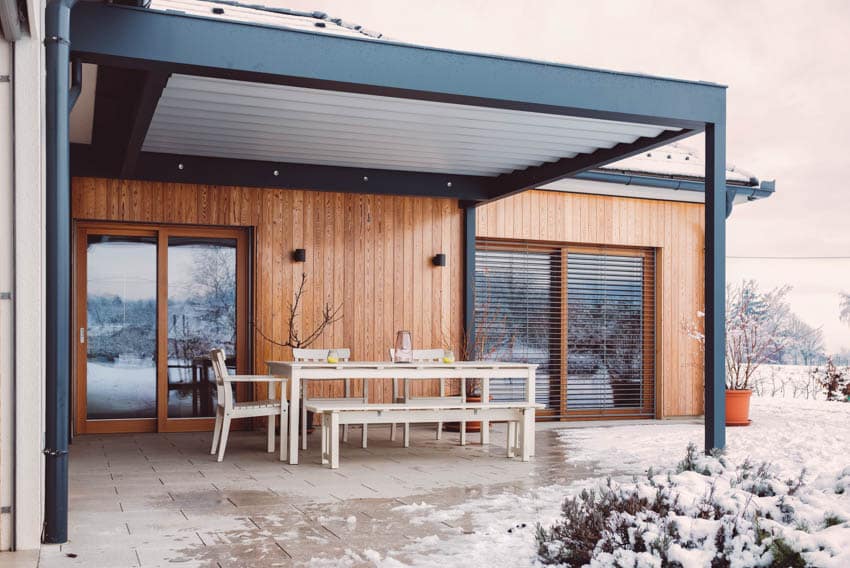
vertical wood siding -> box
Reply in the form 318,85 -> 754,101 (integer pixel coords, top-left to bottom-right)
73,179 -> 704,417
476,190 -> 705,418
72,178 -> 464,402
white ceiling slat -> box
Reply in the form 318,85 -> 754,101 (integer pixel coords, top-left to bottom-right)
148,111 -> 601,156
161,83 -> 666,141
170,74 -> 671,138
143,74 -> 678,177
150,103 -> 623,151
145,122 -> 583,162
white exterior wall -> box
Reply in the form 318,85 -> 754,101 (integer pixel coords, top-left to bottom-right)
1,34 -> 15,552
0,0 -> 47,551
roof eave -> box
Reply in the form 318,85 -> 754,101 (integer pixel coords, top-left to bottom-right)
575,170 -> 776,200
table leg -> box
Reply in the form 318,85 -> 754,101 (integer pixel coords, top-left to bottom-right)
289,375 -> 300,465
481,376 -> 490,445
301,383 -> 308,451
267,384 -> 276,453
321,414 -> 329,465
521,408 -> 533,462
279,397 -> 288,462
329,411 -> 340,469
527,366 -> 536,457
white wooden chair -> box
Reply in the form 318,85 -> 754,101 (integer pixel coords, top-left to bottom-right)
389,348 -> 463,443
209,348 -> 288,462
291,348 -> 369,449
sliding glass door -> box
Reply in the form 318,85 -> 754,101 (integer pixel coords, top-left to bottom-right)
75,223 -> 249,434
475,240 -> 656,420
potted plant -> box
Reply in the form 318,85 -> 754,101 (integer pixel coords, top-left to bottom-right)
687,281 -> 794,426
444,292 -> 513,432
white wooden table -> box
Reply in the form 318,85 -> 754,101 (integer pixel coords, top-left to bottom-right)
266,361 -> 537,465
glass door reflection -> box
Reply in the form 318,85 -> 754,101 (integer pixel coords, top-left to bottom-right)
85,234 -> 158,421
166,237 -> 238,419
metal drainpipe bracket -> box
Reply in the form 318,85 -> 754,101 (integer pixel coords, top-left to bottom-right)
0,292 -> 11,300
42,448 -> 69,457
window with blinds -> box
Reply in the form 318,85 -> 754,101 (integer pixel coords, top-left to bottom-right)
474,246 -> 562,408
475,240 -> 655,420
566,252 -> 655,417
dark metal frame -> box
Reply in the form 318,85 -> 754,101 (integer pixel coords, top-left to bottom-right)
45,0 -> 731,542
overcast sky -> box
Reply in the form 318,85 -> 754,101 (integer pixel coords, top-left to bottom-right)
272,0 -> 850,351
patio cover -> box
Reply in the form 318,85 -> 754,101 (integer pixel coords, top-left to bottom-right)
44,0 -> 729,542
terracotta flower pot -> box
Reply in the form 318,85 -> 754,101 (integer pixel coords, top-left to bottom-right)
725,389 -> 752,426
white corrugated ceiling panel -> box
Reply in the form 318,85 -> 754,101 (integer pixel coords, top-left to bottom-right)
142,74 -> 681,176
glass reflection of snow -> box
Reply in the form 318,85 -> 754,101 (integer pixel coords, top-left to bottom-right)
167,238 -> 237,418
86,236 -> 157,420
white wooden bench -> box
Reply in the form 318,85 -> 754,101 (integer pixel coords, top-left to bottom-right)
306,400 -> 541,469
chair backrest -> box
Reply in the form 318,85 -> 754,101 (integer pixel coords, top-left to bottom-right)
389,348 -> 445,362
209,348 -> 233,409
292,348 -> 351,362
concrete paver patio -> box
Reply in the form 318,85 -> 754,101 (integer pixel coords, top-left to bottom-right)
36,423 -> 593,567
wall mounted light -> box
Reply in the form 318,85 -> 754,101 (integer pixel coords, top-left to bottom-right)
432,253 -> 446,267
293,248 -> 307,262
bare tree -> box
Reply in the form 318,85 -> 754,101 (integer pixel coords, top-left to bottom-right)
254,273 -> 343,349
725,280 -> 793,390
839,292 -> 850,325
783,315 -> 825,365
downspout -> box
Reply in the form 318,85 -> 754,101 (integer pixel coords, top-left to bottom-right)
44,0 -> 79,545
725,187 -> 737,218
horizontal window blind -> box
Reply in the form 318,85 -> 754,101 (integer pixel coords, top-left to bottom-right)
474,244 -> 562,408
566,251 -> 655,417
475,240 -> 656,420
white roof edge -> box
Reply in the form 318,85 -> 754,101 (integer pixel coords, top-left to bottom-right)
599,141 -> 759,184
540,178 -> 758,206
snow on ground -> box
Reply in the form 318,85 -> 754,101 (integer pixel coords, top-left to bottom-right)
750,364 -> 825,400
348,394 -> 850,567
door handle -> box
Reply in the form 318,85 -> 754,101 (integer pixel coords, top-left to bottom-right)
79,327 -> 85,344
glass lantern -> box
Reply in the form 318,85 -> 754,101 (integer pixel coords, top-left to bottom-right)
393,331 -> 412,363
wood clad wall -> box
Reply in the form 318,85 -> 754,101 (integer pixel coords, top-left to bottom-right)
72,177 -> 464,402
476,190 -> 705,418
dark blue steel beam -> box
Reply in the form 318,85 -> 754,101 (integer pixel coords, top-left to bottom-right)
70,144 -> 491,201
463,205 -> 476,352
120,70 -> 171,177
483,128 -> 694,202
704,120 -> 727,452
69,2 -> 725,128
89,66 -> 169,178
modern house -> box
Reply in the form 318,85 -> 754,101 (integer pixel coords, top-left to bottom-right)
0,0 -> 773,552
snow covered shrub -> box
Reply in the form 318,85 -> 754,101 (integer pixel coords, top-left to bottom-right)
811,358 -> 850,401
534,445 -> 839,567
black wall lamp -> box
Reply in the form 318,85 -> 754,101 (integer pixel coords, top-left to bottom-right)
432,253 -> 446,267
293,248 -> 307,262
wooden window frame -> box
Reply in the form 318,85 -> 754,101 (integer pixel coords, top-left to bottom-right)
74,221 -> 250,434
476,238 -> 658,421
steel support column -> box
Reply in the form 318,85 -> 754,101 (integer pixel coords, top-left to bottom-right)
463,205 -> 476,354
704,121 -> 727,452
45,0 -> 78,544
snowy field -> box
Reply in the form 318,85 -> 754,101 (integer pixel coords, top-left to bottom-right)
335,387 -> 850,567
